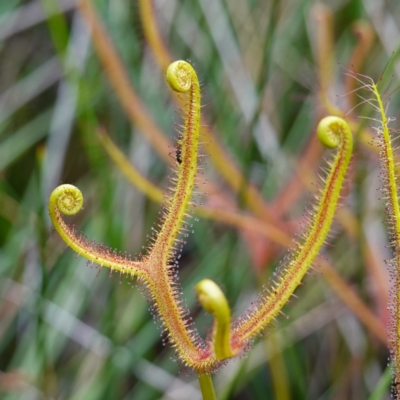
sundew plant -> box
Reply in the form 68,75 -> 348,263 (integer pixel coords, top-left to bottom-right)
49,60 -> 352,397
1,0 -> 400,399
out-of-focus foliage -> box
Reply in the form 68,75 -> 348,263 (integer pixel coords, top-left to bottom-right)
0,0 -> 399,399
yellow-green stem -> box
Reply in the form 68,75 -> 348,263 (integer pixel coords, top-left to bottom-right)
148,60 -> 201,267
198,374 -> 217,400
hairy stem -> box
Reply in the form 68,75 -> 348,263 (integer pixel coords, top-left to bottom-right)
49,184 -> 146,278
370,81 -> 400,397
147,61 -> 201,266
231,116 -> 353,346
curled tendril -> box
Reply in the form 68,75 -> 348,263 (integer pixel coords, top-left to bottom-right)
51,184 -> 83,216
166,60 -> 195,92
49,184 -> 145,277
229,116 -> 353,347
196,279 -> 234,360
317,116 -> 344,148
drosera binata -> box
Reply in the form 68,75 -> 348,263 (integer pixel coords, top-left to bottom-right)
48,60 -> 353,399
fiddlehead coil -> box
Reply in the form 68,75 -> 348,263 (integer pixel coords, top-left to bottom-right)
166,60 -> 195,93
51,184 -> 83,216
317,115 -> 343,148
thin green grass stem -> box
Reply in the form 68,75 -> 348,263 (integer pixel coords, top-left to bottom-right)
368,367 -> 391,400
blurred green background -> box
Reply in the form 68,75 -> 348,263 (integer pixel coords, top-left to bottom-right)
0,0 -> 399,399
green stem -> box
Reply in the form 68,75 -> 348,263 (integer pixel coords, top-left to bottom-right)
198,374 -> 217,400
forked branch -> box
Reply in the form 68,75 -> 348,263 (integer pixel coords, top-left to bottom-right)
49,61 -> 353,374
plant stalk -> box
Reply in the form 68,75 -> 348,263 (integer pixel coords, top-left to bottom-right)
198,374 -> 217,400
